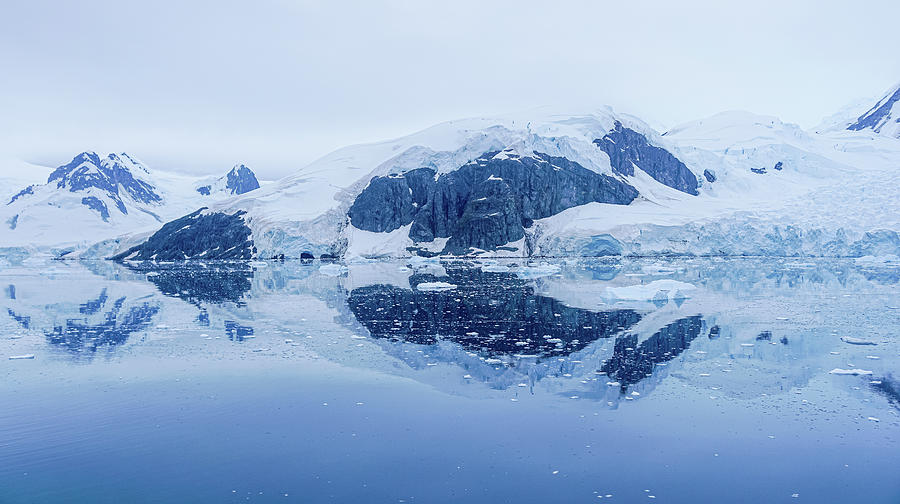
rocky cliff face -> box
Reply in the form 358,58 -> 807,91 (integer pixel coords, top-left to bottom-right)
351,149 -> 638,254
847,85 -> 900,137
594,121 -> 699,195
111,209 -> 255,261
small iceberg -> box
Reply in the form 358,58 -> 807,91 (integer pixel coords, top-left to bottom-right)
416,281 -> 457,292
828,368 -> 873,376
841,336 -> 877,346
8,354 -> 35,360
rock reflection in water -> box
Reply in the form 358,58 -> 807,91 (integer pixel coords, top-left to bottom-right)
44,293 -> 159,356
348,266 -> 642,359
124,263 -> 253,304
601,315 -> 704,392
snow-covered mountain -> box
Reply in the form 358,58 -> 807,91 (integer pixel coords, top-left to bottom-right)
106,91 -> 900,261
194,164 -> 260,197
0,153 -> 262,250
846,82 -> 900,138
818,81 -> 900,139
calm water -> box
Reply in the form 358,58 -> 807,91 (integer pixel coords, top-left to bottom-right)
0,257 -> 898,503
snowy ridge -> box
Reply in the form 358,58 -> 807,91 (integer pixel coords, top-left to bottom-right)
0,153 -> 262,250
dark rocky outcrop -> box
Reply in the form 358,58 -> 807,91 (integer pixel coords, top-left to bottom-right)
594,121 -> 699,195
196,164 -> 261,197
81,196 -> 110,221
7,185 -> 33,205
351,150 -> 638,254
225,164 -> 261,195
848,86 -> 900,134
111,208 -> 255,261
348,168 -> 435,233
703,169 -> 717,183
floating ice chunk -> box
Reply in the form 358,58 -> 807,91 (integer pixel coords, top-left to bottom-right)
841,337 -> 877,346
8,354 -> 34,360
416,282 -> 457,292
867,417 -> 880,422
604,280 -> 696,302
480,264 -> 511,273
828,368 -> 873,376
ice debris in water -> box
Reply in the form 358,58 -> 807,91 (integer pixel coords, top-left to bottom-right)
8,354 -> 35,360
416,282 -> 457,292
828,368 -> 873,376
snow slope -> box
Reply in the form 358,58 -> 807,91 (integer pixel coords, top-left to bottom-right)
0,152 -> 263,251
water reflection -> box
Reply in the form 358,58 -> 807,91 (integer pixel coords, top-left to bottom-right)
1,257 -> 896,407
348,265 -> 642,359
601,316 -> 704,391
225,320 -> 254,341
7,308 -> 30,329
124,262 -> 253,304
872,375 -> 900,409
44,293 -> 159,356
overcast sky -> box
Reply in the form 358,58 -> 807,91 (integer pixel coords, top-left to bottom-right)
1,0 -> 899,179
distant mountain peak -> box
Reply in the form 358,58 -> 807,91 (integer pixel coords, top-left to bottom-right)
846,81 -> 900,138
225,164 -> 260,195
196,163 -> 260,196
46,151 -> 161,204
